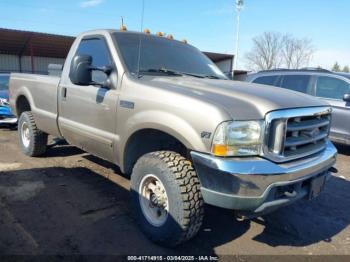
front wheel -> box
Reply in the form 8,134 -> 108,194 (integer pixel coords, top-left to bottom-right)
18,111 -> 48,157
130,151 -> 204,247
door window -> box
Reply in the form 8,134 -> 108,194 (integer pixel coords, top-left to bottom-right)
280,75 -> 311,94
253,75 -> 279,86
74,38 -> 112,83
316,76 -> 350,100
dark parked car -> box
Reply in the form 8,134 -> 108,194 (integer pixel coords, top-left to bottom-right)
0,73 -> 17,125
247,69 -> 350,145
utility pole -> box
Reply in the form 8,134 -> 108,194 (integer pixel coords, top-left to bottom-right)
232,0 -> 244,79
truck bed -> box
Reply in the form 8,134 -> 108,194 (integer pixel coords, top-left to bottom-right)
9,73 -> 61,137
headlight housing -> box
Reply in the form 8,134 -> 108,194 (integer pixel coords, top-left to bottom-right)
211,120 -> 264,156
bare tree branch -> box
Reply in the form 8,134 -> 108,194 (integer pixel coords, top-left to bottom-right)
245,32 -> 283,71
245,32 -> 315,71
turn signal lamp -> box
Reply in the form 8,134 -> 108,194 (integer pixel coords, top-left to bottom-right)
212,144 -> 229,157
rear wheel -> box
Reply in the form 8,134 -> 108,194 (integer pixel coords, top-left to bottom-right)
18,111 -> 48,156
130,151 -> 204,247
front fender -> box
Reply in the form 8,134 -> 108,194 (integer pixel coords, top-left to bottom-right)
117,110 -> 210,171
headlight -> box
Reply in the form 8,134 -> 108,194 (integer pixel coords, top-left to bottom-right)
211,120 -> 264,156
0,98 -> 9,106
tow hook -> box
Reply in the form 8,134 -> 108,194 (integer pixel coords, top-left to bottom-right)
284,190 -> 297,198
235,214 -> 246,221
235,212 -> 258,221
329,166 -> 338,173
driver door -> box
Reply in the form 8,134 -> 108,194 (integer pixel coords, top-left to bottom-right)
58,36 -> 118,161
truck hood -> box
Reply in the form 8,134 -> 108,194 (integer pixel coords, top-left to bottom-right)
142,76 -> 328,120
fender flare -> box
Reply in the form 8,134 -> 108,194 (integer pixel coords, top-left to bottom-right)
118,110 -> 208,172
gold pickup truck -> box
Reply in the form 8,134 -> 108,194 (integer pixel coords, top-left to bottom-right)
9,29 -> 337,246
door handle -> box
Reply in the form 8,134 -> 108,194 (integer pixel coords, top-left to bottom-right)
62,87 -> 67,100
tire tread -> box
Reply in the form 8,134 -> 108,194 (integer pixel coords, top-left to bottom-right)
147,151 -> 204,245
19,111 -> 47,156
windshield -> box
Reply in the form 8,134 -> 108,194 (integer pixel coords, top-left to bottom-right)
113,32 -> 227,79
0,75 -> 10,91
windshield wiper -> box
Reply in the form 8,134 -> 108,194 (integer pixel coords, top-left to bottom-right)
139,68 -> 206,78
180,72 -> 206,78
139,68 -> 183,76
203,75 -> 222,79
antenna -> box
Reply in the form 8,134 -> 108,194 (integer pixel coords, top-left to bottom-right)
121,16 -> 124,27
136,0 -> 145,78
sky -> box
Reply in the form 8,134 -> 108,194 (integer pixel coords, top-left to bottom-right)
1,0 -> 349,70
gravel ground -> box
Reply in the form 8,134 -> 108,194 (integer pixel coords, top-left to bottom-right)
0,127 -> 349,258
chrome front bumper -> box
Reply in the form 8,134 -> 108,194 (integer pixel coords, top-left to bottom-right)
190,140 -> 337,213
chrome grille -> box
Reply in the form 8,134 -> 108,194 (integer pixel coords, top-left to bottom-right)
264,107 -> 332,162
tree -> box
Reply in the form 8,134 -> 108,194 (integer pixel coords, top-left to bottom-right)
281,35 -> 314,69
245,32 -> 315,71
245,32 -> 283,71
332,62 -> 341,72
343,65 -> 349,73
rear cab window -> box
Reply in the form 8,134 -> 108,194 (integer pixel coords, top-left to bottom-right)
280,75 -> 311,94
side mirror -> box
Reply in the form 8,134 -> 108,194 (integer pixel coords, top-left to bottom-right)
69,55 -> 113,87
69,55 -> 93,85
343,93 -> 350,102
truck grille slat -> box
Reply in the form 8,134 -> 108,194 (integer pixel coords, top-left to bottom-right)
264,107 -> 332,162
287,118 -> 330,132
284,131 -> 328,147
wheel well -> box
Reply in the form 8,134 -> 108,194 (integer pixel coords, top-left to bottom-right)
16,96 -> 31,117
123,129 -> 188,175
